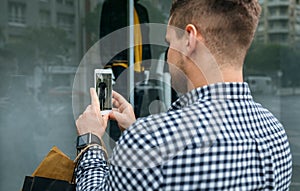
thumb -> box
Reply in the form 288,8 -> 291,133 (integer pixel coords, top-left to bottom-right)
102,114 -> 109,122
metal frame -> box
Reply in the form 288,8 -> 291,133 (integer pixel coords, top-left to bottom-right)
128,0 -> 135,105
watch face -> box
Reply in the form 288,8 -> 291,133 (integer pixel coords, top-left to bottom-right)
78,134 -> 88,147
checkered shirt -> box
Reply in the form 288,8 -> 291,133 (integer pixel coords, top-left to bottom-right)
76,82 -> 292,191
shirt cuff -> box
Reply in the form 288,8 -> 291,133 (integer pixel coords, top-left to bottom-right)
80,145 -> 108,163
75,146 -> 109,190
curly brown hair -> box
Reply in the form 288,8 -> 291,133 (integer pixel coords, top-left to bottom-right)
170,0 -> 261,63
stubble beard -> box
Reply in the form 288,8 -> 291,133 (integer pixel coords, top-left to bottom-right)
170,60 -> 188,94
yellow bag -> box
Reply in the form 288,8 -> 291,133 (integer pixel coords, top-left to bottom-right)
22,146 -> 76,191
32,146 -> 75,182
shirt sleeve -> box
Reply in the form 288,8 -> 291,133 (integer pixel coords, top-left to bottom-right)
75,146 -> 109,191
75,118 -> 164,191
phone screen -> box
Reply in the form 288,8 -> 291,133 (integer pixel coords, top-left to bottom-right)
94,69 -> 112,115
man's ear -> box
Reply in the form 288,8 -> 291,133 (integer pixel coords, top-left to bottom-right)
185,24 -> 202,55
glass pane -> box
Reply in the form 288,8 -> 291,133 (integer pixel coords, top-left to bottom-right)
0,0 -> 299,190
1,0 -> 79,190
245,1 -> 300,189
0,0 -> 172,190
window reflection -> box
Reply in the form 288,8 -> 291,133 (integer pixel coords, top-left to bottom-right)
0,0 -> 299,190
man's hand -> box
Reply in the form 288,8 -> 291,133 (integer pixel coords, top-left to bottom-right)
76,88 -> 109,138
109,91 -> 136,131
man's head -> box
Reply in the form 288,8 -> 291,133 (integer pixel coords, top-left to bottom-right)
170,0 -> 261,63
166,0 -> 261,91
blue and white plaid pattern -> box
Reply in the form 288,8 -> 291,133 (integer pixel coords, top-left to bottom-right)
76,82 -> 292,191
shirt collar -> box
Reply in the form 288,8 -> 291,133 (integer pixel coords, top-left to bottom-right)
170,82 -> 253,110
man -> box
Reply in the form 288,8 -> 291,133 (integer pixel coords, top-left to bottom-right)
97,80 -> 107,110
75,0 -> 292,190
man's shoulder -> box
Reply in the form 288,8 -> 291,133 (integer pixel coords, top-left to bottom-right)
116,110 -> 181,145
111,113 -> 174,169
120,112 -> 172,138
117,101 -> 214,145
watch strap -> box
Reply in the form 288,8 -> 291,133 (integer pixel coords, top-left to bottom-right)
76,133 -> 102,151
90,133 -> 102,145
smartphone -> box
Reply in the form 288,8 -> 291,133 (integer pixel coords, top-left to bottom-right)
94,69 -> 112,115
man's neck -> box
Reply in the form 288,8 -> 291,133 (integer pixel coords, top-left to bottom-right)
184,46 -> 245,92
186,65 -> 244,92
221,67 -> 243,83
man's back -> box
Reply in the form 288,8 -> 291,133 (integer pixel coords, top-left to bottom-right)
108,83 -> 292,190
76,83 -> 292,190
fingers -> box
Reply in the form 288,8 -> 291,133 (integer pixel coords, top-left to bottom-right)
112,98 -> 120,108
108,111 -> 116,121
90,88 -> 100,109
112,98 -> 127,111
111,108 -> 119,112
108,110 -> 123,122
76,103 -> 107,138
112,91 -> 132,113
112,91 -> 129,106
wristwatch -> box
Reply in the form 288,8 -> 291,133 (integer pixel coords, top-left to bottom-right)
76,133 -> 102,152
